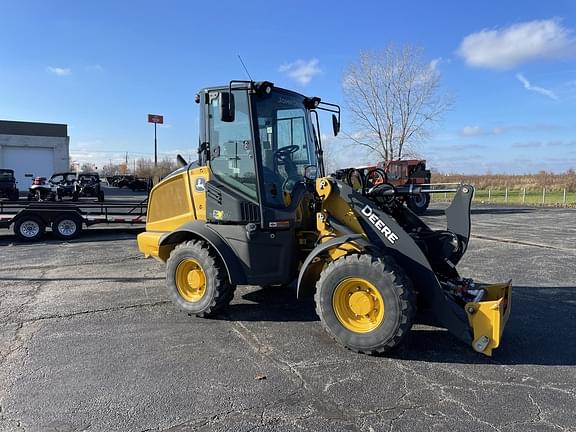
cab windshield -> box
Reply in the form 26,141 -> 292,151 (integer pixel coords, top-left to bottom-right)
253,90 -> 316,208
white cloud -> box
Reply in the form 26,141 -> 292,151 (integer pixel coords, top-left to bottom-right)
278,59 -> 321,85
461,126 -> 484,136
457,19 -> 576,69
46,66 -> 72,76
516,73 -> 558,100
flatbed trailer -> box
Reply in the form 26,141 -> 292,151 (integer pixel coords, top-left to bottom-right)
0,199 -> 147,242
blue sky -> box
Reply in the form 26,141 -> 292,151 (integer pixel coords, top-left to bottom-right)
1,0 -> 575,173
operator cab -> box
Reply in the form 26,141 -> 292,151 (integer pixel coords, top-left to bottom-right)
197,81 -> 336,229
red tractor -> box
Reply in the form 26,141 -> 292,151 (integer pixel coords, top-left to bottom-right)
333,159 -> 431,215
378,159 -> 431,214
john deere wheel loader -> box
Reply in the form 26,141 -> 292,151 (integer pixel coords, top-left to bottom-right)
138,80 -> 511,356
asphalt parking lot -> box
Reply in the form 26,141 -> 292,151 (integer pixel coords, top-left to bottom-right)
0,203 -> 575,432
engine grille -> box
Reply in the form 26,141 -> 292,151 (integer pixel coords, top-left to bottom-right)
241,202 -> 260,222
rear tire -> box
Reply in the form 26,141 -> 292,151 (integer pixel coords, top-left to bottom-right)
315,254 -> 415,355
407,193 -> 430,215
51,215 -> 83,240
14,216 -> 46,242
166,240 -> 235,317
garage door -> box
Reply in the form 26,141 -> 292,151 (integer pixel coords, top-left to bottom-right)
3,147 -> 55,189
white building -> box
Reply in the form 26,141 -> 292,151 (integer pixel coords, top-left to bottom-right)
0,120 -> 70,188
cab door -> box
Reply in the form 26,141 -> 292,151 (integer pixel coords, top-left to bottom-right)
202,88 -> 297,285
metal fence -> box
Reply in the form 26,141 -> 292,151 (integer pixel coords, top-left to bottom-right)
431,187 -> 576,206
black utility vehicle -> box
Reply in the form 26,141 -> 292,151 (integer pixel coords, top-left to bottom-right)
128,177 -> 150,192
49,172 -> 77,200
116,175 -> 135,188
75,173 -> 104,202
0,169 -> 19,201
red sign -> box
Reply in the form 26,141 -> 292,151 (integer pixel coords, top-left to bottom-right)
148,114 -> 164,124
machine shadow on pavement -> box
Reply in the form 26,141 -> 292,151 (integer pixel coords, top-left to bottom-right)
216,284 -> 576,367
218,285 -> 319,323
384,285 -> 576,367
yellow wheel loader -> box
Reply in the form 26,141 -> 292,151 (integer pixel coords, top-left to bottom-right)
138,80 -> 511,356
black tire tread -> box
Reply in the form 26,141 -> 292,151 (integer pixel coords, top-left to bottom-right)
407,193 -> 430,215
314,253 -> 415,355
14,215 -> 45,242
51,215 -> 83,240
167,240 -> 235,317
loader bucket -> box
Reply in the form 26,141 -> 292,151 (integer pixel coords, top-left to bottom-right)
465,281 -> 512,356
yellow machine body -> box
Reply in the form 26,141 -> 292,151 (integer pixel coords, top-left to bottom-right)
138,166 -> 209,261
465,281 -> 512,356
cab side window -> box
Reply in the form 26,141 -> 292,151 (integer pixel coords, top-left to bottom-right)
208,90 -> 257,200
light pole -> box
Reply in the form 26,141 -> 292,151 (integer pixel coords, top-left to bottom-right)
147,114 -> 164,168
154,122 -> 158,167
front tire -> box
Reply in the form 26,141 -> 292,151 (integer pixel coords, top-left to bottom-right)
315,254 -> 415,355
166,240 -> 236,317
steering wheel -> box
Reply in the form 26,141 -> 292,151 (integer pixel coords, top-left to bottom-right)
274,145 -> 300,163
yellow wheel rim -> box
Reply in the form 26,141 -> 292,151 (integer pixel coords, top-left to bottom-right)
332,277 -> 385,333
175,258 -> 207,302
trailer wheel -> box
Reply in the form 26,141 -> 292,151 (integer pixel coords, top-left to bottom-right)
166,240 -> 236,317
14,216 -> 46,242
315,254 -> 415,355
407,193 -> 430,215
51,216 -> 83,240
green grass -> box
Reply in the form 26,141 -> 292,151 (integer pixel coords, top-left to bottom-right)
431,189 -> 576,206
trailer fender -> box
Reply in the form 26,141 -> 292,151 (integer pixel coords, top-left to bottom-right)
159,221 -> 247,285
296,234 -> 370,299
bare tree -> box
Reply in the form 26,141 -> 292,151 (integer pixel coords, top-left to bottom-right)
80,162 -> 97,172
134,157 -> 178,178
321,135 -> 339,175
343,45 -> 453,161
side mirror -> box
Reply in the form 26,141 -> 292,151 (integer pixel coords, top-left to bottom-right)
332,114 -> 340,136
219,92 -> 235,122
304,165 -> 318,180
